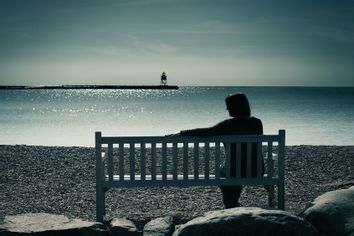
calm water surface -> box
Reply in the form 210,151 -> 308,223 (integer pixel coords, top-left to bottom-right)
0,86 -> 353,146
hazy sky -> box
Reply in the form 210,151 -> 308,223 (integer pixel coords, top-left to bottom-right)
1,0 -> 354,86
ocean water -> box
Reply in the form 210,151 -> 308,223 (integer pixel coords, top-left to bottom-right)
0,86 -> 353,146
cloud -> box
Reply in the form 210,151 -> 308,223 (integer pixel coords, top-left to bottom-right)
89,47 -> 132,57
88,35 -> 180,60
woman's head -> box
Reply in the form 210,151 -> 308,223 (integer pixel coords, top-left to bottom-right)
225,93 -> 251,118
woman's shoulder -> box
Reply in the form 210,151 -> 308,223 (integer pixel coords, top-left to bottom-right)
249,117 -> 263,128
250,116 -> 262,123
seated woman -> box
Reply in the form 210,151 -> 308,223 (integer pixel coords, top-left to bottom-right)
177,93 -> 263,208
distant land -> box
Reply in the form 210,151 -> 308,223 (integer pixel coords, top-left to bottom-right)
0,85 -> 179,90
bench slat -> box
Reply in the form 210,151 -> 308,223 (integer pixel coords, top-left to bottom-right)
141,143 -> 146,181
247,142 -> 252,178
205,142 -> 210,180
119,143 -> 124,181
236,143 -> 241,178
215,142 -> 220,180
130,143 -> 135,180
267,141 -> 273,179
183,142 -> 188,180
194,142 -> 199,180
108,144 -> 113,181
225,143 -> 231,178
162,142 -> 167,180
173,142 -> 178,180
151,143 -> 157,180
257,142 -> 262,178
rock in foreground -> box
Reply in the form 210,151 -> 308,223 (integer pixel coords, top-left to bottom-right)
0,213 -> 108,236
143,216 -> 175,236
173,207 -> 319,236
302,186 -> 354,236
109,218 -> 139,236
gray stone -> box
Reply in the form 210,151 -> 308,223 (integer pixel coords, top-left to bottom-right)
301,186 -> 354,236
109,218 -> 139,236
143,216 -> 175,236
173,207 -> 319,236
0,213 -> 109,236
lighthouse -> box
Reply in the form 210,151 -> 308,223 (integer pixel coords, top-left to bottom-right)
160,72 -> 167,86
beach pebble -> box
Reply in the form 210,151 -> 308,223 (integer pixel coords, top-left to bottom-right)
172,207 -> 319,236
301,186 -> 354,236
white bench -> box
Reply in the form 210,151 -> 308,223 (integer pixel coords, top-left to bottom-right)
95,130 -> 285,222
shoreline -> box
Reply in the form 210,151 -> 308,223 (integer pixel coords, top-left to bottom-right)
1,144 -> 354,229
0,85 -> 179,90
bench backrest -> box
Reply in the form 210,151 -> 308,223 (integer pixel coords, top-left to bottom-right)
95,130 -> 285,188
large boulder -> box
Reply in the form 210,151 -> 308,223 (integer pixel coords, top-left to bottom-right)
301,186 -> 354,236
143,216 -> 175,236
173,207 -> 319,236
0,213 -> 108,236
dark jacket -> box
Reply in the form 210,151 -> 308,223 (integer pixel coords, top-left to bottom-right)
180,117 -> 263,177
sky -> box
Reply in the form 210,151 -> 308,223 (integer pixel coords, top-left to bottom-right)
1,0 -> 354,86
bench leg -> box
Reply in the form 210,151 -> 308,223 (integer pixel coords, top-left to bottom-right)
96,186 -> 105,222
277,183 -> 285,210
267,185 -> 275,208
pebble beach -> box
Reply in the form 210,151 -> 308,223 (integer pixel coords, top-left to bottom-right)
1,145 -> 354,229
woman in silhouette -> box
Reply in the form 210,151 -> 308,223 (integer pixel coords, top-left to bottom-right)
179,93 -> 263,208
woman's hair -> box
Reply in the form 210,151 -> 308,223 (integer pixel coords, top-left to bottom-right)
225,93 -> 251,117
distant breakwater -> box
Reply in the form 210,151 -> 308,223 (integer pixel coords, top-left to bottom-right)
0,85 -> 179,90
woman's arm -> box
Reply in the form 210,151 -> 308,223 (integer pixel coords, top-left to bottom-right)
180,120 -> 229,137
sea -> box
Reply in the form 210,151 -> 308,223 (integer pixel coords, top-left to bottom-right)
0,86 -> 353,146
